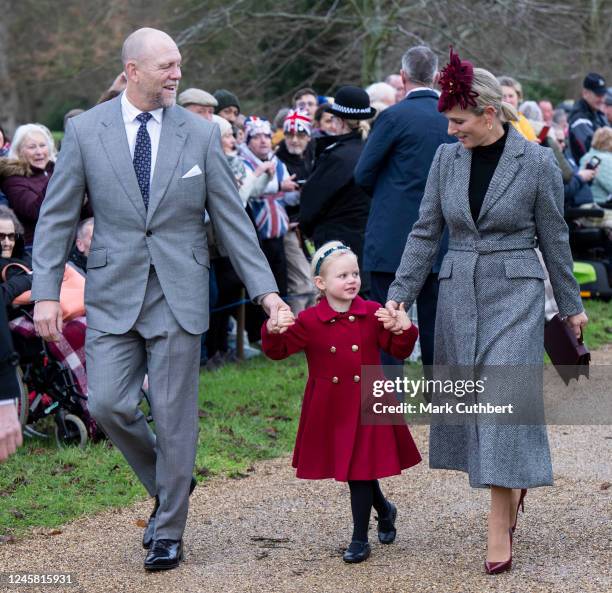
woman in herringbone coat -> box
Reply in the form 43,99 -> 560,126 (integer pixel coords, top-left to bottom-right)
385,49 -> 588,574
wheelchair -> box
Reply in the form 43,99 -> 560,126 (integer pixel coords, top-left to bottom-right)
11,315 -> 99,449
566,205 -> 612,301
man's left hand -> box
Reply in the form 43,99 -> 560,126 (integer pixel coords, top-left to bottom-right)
261,293 -> 292,334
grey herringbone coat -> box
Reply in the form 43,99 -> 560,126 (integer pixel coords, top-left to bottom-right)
388,126 -> 584,488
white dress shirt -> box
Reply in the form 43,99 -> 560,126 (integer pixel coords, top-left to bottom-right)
121,92 -> 164,183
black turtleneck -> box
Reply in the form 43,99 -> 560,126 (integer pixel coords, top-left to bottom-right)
468,124 -> 509,222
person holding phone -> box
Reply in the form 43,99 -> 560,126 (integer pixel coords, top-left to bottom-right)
580,127 -> 612,205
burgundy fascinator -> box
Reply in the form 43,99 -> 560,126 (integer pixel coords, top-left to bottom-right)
437,46 -> 479,112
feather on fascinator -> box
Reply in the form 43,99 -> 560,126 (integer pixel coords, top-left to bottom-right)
437,46 -> 479,112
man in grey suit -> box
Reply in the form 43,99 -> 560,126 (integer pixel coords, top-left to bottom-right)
32,28 -> 285,571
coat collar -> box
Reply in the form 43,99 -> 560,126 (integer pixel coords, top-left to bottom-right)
403,89 -> 439,101
315,295 -> 368,322
452,124 -> 526,229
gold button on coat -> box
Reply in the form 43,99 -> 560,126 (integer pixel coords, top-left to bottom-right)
351,345 -> 359,352
332,376 -> 339,384
348,315 -> 355,322
330,319 -> 336,323
330,346 -> 337,353
353,375 -> 360,383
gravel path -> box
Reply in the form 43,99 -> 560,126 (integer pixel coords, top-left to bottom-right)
1,349 -> 610,593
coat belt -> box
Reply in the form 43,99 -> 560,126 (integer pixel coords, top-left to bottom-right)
448,238 -> 537,254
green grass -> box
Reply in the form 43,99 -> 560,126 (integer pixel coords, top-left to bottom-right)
0,355 -> 306,539
1,298 -> 609,539
582,299 -> 612,351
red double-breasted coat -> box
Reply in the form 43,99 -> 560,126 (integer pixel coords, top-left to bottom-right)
262,296 -> 422,481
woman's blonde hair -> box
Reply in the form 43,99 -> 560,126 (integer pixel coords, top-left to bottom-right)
8,123 -> 57,163
471,69 -> 519,123
592,127 -> 612,152
343,118 -> 370,140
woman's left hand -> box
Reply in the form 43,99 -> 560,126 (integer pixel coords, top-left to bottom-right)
566,311 -> 588,339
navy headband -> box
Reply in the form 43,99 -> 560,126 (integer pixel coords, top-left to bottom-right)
314,245 -> 352,276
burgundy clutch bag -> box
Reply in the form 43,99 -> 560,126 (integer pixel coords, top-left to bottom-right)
544,314 -> 590,384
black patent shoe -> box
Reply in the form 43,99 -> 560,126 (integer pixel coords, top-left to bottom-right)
143,477 -> 197,549
342,540 -> 371,563
144,539 -> 183,571
376,501 -> 397,544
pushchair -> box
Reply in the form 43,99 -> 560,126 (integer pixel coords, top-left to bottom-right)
10,310 -> 102,448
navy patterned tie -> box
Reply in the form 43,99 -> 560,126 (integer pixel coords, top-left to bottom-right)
133,112 -> 153,209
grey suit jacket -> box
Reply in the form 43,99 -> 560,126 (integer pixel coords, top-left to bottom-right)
32,96 -> 277,334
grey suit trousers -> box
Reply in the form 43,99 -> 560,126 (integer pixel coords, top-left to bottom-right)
86,267 -> 200,540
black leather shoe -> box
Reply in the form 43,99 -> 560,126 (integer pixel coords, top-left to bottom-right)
342,540 -> 371,563
142,477 -> 197,549
144,539 -> 183,571
376,501 -> 397,544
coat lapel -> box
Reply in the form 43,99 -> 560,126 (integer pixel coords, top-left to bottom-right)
452,145 -> 478,233
98,99 -> 146,222
146,106 -> 187,224
477,126 -> 524,224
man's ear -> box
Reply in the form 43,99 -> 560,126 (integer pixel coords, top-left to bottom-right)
433,71 -> 440,86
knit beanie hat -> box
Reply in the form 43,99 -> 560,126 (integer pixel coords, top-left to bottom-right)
244,116 -> 272,143
283,109 -> 312,135
214,89 -> 241,114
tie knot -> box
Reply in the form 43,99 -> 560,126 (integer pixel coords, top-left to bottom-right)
136,112 -> 152,125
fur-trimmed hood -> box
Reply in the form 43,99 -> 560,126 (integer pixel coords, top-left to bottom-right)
0,158 -> 53,180
0,158 -> 33,179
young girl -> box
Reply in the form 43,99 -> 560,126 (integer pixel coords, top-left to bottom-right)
262,241 -> 422,563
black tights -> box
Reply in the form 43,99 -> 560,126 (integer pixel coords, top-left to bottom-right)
347,480 -> 389,542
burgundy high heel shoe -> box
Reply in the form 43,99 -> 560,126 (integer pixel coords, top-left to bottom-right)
511,488 -> 527,533
485,528 -> 513,575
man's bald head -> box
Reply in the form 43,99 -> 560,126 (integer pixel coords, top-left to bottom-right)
121,28 -> 177,66
121,27 -> 182,111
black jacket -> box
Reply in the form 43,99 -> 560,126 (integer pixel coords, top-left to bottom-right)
1,251 -> 32,309
275,140 -> 309,223
299,131 -> 371,259
568,98 -> 608,162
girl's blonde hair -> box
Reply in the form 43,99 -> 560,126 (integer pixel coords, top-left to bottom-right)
310,240 -> 358,301
472,69 -> 519,123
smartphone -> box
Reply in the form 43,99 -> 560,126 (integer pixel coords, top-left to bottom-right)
586,156 -> 601,170
537,126 -> 550,143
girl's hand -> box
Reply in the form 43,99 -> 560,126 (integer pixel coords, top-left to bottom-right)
267,309 -> 296,334
375,302 -> 411,334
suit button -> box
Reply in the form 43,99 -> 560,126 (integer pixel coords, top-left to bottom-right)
348,315 -> 355,322
353,375 -> 360,383
330,346 -> 336,353
332,376 -> 339,384
352,345 -> 359,352
146,230 -> 152,237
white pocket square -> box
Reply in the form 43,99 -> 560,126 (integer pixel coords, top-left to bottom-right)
182,165 -> 202,179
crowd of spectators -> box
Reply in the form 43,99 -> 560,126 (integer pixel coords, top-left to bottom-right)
1,53 -> 611,374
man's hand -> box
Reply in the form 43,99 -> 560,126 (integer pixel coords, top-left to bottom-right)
280,174 -> 299,192
566,311 -> 588,340
261,293 -> 293,334
34,300 -> 63,342
266,308 -> 295,334
0,403 -> 22,463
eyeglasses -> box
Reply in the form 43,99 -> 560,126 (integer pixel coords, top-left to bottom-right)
0,233 -> 16,241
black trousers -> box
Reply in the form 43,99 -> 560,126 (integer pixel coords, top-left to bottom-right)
369,271 -> 439,367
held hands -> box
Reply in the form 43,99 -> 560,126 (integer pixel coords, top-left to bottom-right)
33,300 -> 63,342
375,301 -> 411,334
261,293 -> 295,334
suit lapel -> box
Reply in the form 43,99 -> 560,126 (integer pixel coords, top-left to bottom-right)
477,127 -> 524,224
453,145 -> 478,233
147,106 -> 187,224
99,99 -> 146,222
